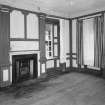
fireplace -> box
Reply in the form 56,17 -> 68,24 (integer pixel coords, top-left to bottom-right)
12,54 -> 37,83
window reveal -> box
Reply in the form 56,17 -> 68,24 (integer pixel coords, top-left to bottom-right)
45,19 -> 60,59
45,24 -> 53,59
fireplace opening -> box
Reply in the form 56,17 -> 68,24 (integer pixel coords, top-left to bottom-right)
12,54 -> 37,84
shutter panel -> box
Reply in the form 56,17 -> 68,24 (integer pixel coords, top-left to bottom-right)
0,11 -> 10,65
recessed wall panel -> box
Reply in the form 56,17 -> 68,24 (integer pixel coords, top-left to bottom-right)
42,64 -> 46,73
54,44 -> 58,57
73,60 -> 77,68
27,13 -> 39,39
46,60 -> 54,68
57,60 -> 60,67
10,10 -> 24,38
3,69 -> 9,82
10,41 -> 39,51
66,60 -> 70,68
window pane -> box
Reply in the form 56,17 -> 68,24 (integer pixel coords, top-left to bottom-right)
49,41 -> 51,46
45,24 -> 53,59
83,18 -> 94,66
49,52 -> 52,56
10,10 -> 24,38
49,47 -> 51,51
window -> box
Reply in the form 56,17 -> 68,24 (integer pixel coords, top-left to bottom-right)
45,24 -> 53,59
83,18 -> 94,66
53,24 -> 59,57
45,19 -> 59,59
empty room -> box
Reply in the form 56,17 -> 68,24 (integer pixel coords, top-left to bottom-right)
0,0 -> 105,105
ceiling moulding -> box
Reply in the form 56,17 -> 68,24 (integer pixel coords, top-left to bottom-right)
0,1 -> 70,18
40,7 -> 70,19
69,6 -> 105,18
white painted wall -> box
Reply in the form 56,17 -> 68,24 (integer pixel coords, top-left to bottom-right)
60,19 -> 70,65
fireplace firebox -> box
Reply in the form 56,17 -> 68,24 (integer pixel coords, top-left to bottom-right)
12,54 -> 37,83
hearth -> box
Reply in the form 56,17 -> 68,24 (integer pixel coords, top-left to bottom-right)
12,54 -> 37,83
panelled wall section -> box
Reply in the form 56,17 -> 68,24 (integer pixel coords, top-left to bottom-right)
0,5 -> 70,87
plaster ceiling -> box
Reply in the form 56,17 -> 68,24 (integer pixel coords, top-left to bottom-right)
0,0 -> 105,18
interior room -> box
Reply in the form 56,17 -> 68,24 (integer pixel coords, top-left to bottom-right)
0,0 -> 105,105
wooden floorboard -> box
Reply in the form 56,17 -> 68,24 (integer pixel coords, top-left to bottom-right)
0,72 -> 105,105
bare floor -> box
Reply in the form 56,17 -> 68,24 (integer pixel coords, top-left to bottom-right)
0,72 -> 105,105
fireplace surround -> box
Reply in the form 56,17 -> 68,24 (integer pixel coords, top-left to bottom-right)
12,54 -> 37,83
